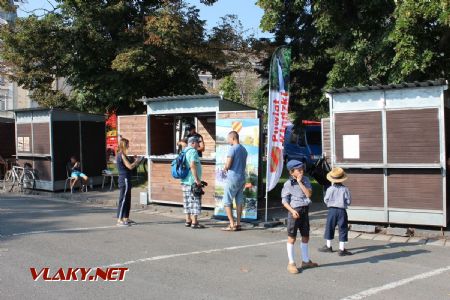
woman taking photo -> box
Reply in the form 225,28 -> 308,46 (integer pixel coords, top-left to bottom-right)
116,138 -> 143,226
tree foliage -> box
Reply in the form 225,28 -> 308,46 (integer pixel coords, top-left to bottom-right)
0,0 -> 249,113
256,0 -> 450,121
219,75 -> 241,102
257,0 -> 332,122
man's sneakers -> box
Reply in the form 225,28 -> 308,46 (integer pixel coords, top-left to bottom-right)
338,249 -> 353,256
318,245 -> 333,253
287,263 -> 299,274
301,260 -> 319,269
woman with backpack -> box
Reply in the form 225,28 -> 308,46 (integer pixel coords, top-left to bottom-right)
116,138 -> 143,227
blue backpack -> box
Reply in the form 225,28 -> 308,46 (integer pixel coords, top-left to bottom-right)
171,148 -> 195,179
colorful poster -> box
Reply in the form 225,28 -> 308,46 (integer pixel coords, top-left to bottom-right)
214,119 -> 259,220
266,46 -> 291,192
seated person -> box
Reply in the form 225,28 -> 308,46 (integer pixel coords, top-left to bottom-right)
67,156 -> 89,191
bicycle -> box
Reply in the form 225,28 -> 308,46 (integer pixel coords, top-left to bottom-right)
2,164 -> 36,193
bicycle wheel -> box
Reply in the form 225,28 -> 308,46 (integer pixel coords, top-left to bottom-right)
22,170 -> 35,191
2,170 -> 15,192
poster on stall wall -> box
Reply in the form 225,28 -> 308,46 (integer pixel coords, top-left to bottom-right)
214,119 -> 259,220
17,137 -> 24,152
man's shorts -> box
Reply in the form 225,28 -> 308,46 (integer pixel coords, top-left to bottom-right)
182,184 -> 201,216
71,171 -> 87,178
222,179 -> 245,207
287,206 -> 310,238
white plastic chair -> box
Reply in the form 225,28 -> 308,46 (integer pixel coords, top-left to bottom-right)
102,170 -> 116,191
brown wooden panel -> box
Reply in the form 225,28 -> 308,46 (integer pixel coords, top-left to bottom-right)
197,117 -> 216,158
217,111 -> 257,119
119,115 -> 147,156
335,112 -> 383,163
344,169 -> 384,207
150,116 -> 174,155
33,158 -> 52,181
150,161 -> 216,206
388,169 -> 442,210
387,109 -> 440,164
0,121 -> 15,158
16,157 -> 51,181
16,123 -> 32,153
33,123 -> 50,154
17,158 -> 33,169
322,118 -> 331,161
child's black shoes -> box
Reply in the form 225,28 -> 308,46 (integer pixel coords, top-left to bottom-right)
338,249 -> 353,256
318,245 -> 333,253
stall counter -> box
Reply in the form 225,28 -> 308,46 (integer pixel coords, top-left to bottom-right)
149,157 -> 216,207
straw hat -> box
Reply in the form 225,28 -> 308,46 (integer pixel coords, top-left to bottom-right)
326,167 -> 348,183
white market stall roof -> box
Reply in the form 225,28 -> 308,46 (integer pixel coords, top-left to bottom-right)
326,79 -> 448,112
326,79 -> 447,94
12,108 -> 105,123
138,94 -> 259,115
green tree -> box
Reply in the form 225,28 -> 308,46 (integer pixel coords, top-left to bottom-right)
388,0 -> 450,81
219,75 -> 241,102
256,0 -> 450,121
257,0 -> 332,122
0,0 -> 247,113
314,0 -> 397,88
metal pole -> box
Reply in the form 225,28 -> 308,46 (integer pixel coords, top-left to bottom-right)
264,188 -> 269,222
265,116 -> 271,223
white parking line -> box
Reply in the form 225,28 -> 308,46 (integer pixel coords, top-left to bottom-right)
1,208 -> 116,214
341,265 -> 450,300
2,225 -> 122,237
102,240 -> 286,268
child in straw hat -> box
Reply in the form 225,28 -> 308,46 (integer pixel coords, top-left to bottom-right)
318,167 -> 353,256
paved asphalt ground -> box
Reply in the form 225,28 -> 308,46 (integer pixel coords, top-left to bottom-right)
1,194 -> 450,300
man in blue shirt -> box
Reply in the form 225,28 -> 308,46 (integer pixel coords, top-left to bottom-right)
222,131 -> 248,231
181,136 -> 204,229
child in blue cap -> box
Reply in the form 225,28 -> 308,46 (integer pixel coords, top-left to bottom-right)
282,160 -> 319,274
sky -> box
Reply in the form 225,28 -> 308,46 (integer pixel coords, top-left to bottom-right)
16,0 -> 273,39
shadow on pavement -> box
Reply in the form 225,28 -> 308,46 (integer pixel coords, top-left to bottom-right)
349,242 -> 426,255
318,248 -> 430,268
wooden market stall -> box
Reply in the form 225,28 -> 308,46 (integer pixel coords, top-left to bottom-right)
139,94 -> 263,214
326,79 -> 449,227
13,108 -> 106,191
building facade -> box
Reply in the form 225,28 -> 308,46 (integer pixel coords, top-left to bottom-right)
0,2 -> 39,118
